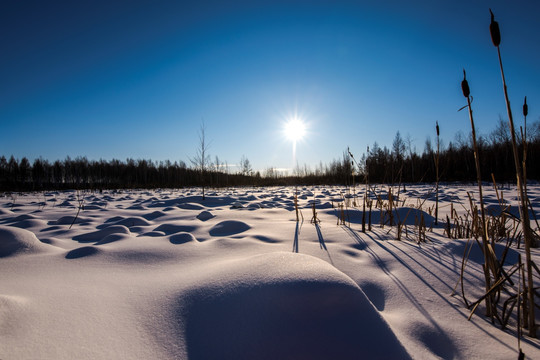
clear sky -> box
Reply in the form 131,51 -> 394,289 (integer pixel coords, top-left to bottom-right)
1,0 -> 539,173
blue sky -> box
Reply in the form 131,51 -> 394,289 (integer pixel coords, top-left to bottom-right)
1,0 -> 539,173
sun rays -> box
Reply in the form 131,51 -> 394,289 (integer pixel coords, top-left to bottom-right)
283,116 -> 307,166
284,117 -> 306,143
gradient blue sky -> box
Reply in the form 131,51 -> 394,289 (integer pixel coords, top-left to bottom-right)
1,0 -> 539,172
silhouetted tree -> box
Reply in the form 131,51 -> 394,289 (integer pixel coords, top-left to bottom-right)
190,123 -> 211,199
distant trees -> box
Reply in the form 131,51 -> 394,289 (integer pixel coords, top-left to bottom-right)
0,156 -> 194,191
1,120 -> 539,191
359,120 -> 540,184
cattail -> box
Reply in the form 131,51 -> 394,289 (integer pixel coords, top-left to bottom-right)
461,70 -> 470,98
435,121 -> 440,224
523,96 -> 528,117
489,9 -> 501,47
460,68 -> 498,318
490,8 -> 536,337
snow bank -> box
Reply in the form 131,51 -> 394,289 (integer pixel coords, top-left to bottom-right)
0,225 -> 53,257
179,252 -> 410,359
209,220 -> 250,236
0,185 -> 538,359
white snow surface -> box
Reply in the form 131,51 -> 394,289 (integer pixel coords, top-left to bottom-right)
1,184 -> 539,359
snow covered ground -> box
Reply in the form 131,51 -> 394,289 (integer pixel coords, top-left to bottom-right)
1,184 -> 539,359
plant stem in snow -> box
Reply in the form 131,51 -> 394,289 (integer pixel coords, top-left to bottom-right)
490,9 -> 536,337
461,69 -> 498,318
435,122 -> 440,225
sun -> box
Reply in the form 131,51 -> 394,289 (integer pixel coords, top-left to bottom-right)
284,118 -> 306,142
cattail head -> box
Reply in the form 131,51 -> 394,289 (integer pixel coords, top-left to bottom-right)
489,9 -> 501,47
523,96 -> 528,117
461,69 -> 470,98
436,121 -> 440,137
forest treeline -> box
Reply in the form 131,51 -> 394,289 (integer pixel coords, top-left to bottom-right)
1,120 -> 539,191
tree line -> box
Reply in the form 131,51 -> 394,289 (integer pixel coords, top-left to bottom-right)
0,156 -> 263,191
359,119 -> 540,185
1,120 -> 539,191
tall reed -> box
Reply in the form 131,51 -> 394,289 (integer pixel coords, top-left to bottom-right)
435,122 -> 440,225
363,146 -> 370,232
522,97 -> 529,197
490,9 -> 536,337
461,69 -> 499,317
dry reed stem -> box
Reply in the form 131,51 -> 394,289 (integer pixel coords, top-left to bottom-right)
490,9 -> 536,336
435,122 -> 440,224
368,199 -> 373,231
518,255 -> 525,359
294,194 -> 299,222
69,190 -> 85,229
468,262 -> 520,321
362,194 -> 366,233
310,203 -> 320,224
462,70 -> 500,317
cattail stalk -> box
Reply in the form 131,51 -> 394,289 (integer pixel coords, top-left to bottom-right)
490,9 -> 536,337
435,122 -> 440,225
522,97 -> 529,196
362,146 -> 370,232
362,195 -> 366,232
348,148 -> 357,206
294,187 -> 299,222
461,69 -> 498,317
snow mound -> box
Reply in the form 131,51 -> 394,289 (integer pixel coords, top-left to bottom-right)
83,205 -> 103,210
73,225 -> 131,242
50,215 -> 91,225
95,233 -> 133,245
178,203 -> 205,210
180,252 -> 410,359
317,201 -> 333,209
196,210 -> 214,221
142,210 -> 166,220
104,216 -> 124,223
139,231 -> 166,237
209,220 -> 250,236
251,235 -> 280,243
485,203 -> 537,220
9,219 -> 48,229
0,226 -> 52,257
0,208 -> 13,215
169,232 -> 198,244
127,204 -> 145,210
230,201 -> 244,209
328,207 -> 436,226
153,223 -> 197,235
9,214 -> 38,221
98,216 -> 152,228
65,246 -> 101,259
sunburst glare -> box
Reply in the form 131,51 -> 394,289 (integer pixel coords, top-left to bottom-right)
283,116 -> 307,169
284,118 -> 306,143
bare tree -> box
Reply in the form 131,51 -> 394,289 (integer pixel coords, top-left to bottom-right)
239,155 -> 252,176
405,133 -> 415,182
392,131 -> 406,184
489,116 -> 510,145
190,122 -> 211,200
392,131 -> 406,162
